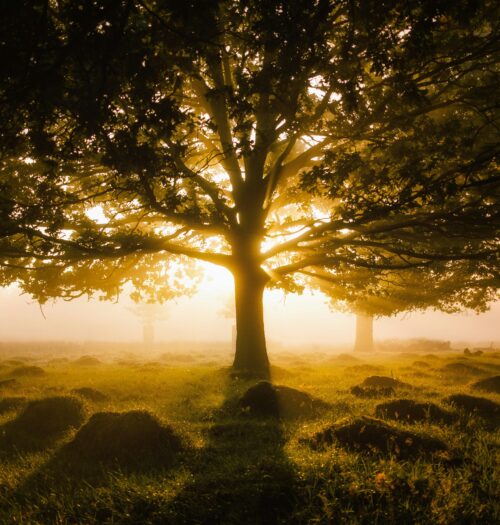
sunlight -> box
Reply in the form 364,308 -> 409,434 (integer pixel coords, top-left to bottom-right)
85,205 -> 108,224
197,262 -> 234,297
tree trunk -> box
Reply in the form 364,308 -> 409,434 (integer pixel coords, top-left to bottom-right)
231,266 -> 270,375
354,313 -> 374,353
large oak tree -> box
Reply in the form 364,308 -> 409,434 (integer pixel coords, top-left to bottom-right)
1,0 -> 499,373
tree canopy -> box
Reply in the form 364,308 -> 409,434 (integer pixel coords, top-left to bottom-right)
315,259 -> 499,319
1,0 -> 499,373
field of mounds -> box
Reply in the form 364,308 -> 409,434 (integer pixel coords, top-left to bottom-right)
0,347 -> 499,524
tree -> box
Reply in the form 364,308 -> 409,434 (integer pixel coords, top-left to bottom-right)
0,0 -> 499,374
354,313 -> 374,353
127,302 -> 170,346
314,259 -> 500,352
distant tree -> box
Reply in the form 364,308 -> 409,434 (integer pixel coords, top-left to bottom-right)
313,260 -> 499,352
0,1 -> 499,374
354,313 -> 374,354
218,294 -> 237,351
126,303 -> 169,346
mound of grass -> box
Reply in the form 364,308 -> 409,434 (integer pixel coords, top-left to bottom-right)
445,394 -> 500,425
308,416 -> 448,460
361,376 -> 412,389
65,410 -> 182,467
412,361 -> 432,369
471,375 -> 500,394
0,378 -> 18,389
13,396 -> 85,436
2,360 -> 24,366
160,352 -> 197,363
10,365 -> 46,377
397,352 -> 419,359
329,353 -> 360,363
375,399 -> 455,424
1,396 -> 85,452
269,366 -> 295,380
345,364 -> 383,374
71,387 -> 109,402
239,381 -> 328,418
0,396 -> 27,415
350,385 -> 395,398
47,357 -> 69,365
440,362 -> 487,376
409,371 -> 431,379
74,356 -> 102,366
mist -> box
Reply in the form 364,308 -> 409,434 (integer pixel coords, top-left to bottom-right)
2,284 -> 498,349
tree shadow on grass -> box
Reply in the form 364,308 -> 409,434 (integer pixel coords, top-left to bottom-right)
4,370 -> 302,524
163,369 -> 302,525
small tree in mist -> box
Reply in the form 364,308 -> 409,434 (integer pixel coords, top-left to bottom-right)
0,1 -> 499,374
127,303 -> 170,347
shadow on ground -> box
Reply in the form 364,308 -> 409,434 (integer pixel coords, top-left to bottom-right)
163,370 -> 301,524
5,370 -> 301,525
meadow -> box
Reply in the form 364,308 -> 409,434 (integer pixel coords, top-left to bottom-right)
0,344 -> 498,524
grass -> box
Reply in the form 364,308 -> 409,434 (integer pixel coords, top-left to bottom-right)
0,348 -> 499,524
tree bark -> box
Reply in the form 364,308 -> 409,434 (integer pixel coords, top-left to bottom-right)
231,265 -> 270,375
354,313 -> 374,353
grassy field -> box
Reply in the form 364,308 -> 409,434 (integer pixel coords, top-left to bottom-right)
0,346 -> 499,524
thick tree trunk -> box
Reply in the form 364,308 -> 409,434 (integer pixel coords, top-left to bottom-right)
354,313 -> 374,353
231,266 -> 270,375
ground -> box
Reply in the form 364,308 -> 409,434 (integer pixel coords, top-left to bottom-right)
0,345 -> 499,524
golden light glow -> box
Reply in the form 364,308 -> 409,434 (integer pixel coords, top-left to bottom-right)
197,262 -> 234,297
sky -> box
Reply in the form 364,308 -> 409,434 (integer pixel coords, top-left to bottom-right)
1,263 -> 499,348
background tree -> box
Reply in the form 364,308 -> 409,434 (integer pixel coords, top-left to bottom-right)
0,0 -> 498,374
126,302 -> 170,347
312,260 -> 500,352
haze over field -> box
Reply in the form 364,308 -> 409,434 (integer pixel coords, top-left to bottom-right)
2,270 -> 499,347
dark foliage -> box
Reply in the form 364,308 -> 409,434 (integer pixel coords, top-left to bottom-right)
0,0 -> 498,374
